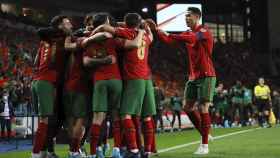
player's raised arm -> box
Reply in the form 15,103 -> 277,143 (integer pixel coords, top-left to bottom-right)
142,19 -> 153,42
123,29 -> 145,49
64,32 -> 113,51
145,18 -> 178,46
168,32 -> 196,44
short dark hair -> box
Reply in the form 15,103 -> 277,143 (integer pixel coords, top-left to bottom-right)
50,15 -> 68,28
124,13 -> 142,28
187,7 -> 202,18
84,15 -> 93,26
92,12 -> 116,28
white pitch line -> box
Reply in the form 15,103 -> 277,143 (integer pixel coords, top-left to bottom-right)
157,127 -> 262,154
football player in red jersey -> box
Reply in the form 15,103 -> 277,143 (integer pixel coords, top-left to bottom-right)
147,7 -> 216,155
93,13 -> 156,158
82,13 -> 144,158
31,15 -> 73,158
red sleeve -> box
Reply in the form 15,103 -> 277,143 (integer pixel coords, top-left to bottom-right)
169,32 -> 196,44
157,30 -> 175,44
196,28 -> 212,41
115,27 -> 134,39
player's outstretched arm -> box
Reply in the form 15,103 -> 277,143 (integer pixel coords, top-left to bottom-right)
168,32 -> 196,44
65,32 -> 113,51
83,55 -> 116,67
81,32 -> 113,48
91,24 -> 116,36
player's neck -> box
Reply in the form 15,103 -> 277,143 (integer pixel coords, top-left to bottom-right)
191,24 -> 200,31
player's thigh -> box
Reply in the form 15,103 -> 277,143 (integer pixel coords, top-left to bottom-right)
93,80 -> 108,112
35,80 -> 55,116
31,80 -> 39,113
142,80 -> 156,118
31,81 -> 38,106
107,79 -> 123,110
120,80 -> 145,116
198,77 -> 216,103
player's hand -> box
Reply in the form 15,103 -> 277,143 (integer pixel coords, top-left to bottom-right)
108,55 -> 116,64
159,30 -> 169,36
145,19 -> 157,31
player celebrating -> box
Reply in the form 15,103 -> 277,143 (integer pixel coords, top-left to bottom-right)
147,7 -> 216,155
31,15 -> 72,158
83,13 -> 145,158
94,13 -> 156,158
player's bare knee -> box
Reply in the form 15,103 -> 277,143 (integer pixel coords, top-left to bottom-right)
92,112 -> 105,124
122,114 -> 132,120
144,116 -> 151,122
198,100 -> 211,113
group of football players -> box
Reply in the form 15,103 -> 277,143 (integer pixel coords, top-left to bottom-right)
31,6 -> 216,158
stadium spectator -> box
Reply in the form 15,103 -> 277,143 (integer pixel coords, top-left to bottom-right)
230,81 -> 245,126
153,83 -> 165,132
170,92 -> 183,131
0,88 -> 15,142
213,83 -> 229,127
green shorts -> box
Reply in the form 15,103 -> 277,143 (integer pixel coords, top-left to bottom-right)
31,80 -> 38,113
63,91 -> 88,118
93,79 -> 122,112
31,80 -> 55,116
120,79 -> 156,117
184,77 -> 216,103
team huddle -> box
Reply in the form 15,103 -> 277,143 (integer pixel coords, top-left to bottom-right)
31,7 -> 216,158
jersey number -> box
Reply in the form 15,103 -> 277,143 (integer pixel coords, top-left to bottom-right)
137,40 -> 146,60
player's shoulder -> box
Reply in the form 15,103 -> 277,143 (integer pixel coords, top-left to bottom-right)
117,26 -> 131,32
199,25 -> 210,33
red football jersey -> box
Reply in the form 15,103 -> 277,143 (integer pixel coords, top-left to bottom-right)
158,25 -> 216,80
33,41 -> 57,84
115,27 -> 152,80
84,38 -> 123,82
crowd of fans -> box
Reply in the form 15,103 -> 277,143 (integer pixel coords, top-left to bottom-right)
0,19 -> 38,116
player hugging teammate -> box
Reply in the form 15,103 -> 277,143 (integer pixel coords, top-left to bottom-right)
30,6 -> 215,158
